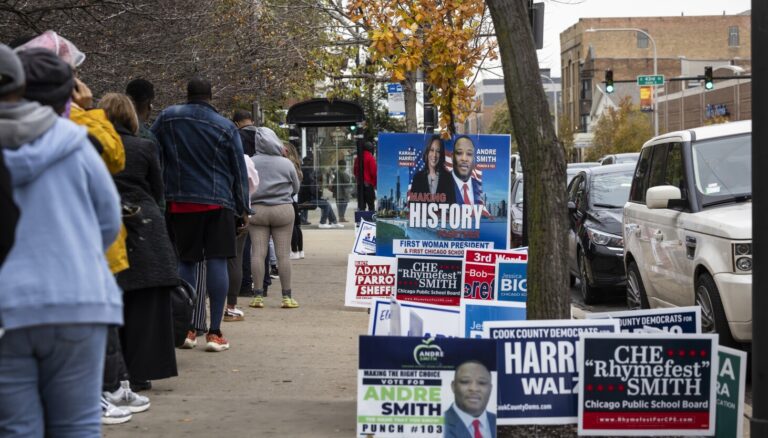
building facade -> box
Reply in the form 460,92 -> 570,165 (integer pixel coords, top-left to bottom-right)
560,12 -> 751,135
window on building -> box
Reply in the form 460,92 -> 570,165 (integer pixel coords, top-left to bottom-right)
580,79 -> 592,100
637,31 -> 649,49
729,26 -> 740,47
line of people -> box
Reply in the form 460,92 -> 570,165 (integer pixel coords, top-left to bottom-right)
0,29 -> 308,436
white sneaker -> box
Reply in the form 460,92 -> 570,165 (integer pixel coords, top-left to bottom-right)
104,381 -> 150,413
299,251 -> 305,259
332,223 -> 344,228
101,396 -> 133,424
318,223 -> 332,229
290,252 -> 300,260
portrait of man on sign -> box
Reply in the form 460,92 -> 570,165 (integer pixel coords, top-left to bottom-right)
443,360 -> 497,438
450,136 -> 483,206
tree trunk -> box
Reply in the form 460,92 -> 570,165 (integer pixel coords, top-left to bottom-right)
486,0 -> 569,321
403,70 -> 418,132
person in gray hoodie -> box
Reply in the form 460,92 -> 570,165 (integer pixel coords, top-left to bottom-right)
247,127 -> 301,309
0,44 -> 122,437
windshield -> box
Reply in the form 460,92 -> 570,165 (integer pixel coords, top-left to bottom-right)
589,171 -> 633,209
514,180 -> 524,204
692,134 -> 751,205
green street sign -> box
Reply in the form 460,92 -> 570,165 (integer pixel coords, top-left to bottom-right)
716,346 -> 747,438
637,75 -> 665,86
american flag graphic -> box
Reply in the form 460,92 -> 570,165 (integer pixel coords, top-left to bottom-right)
405,146 -> 492,218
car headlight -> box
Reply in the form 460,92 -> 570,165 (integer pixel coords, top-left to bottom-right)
586,227 -> 623,247
733,242 -> 752,272
512,220 -> 522,233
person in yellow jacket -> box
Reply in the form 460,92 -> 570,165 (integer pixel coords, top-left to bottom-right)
70,77 -> 129,274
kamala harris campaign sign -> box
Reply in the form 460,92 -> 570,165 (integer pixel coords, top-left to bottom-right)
375,133 -> 511,258
358,336 -> 497,437
577,333 -> 718,436
483,319 -> 620,425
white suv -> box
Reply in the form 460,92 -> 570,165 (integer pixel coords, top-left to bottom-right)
623,121 -> 751,347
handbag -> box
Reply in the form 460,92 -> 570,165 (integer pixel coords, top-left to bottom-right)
170,279 -> 196,347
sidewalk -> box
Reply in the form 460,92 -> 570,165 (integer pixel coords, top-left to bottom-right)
104,226 -> 363,437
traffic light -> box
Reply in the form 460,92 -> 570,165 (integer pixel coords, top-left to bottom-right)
704,66 -> 714,90
350,124 -> 357,132
605,70 -> 614,94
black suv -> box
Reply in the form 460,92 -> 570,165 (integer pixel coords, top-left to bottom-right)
567,164 -> 635,304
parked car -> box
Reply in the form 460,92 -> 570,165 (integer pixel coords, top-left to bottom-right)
510,174 -> 524,247
599,152 -> 640,165
623,120 -> 751,347
567,162 -> 601,186
567,164 -> 635,304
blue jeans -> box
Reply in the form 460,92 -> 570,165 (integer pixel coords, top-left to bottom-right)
318,199 -> 337,224
0,324 -> 108,438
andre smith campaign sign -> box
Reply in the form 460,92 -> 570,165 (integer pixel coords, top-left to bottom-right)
375,133 -> 511,258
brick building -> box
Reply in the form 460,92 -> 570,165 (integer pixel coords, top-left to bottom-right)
560,12 -> 751,135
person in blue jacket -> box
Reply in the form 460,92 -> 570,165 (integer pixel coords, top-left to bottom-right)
0,44 -> 123,437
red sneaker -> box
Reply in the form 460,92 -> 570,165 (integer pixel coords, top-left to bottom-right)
179,330 -> 196,349
205,333 -> 230,352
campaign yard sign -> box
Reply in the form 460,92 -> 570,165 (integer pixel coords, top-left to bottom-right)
495,259 -> 527,303
483,319 -> 619,425
586,306 -> 701,334
375,133 -> 511,258
353,220 -> 377,255
368,299 -> 460,338
395,256 -> 463,306
462,249 -> 527,301
459,300 -> 526,339
578,333 -> 718,436
358,336 -> 498,437
345,255 -> 397,308
715,346 -> 747,438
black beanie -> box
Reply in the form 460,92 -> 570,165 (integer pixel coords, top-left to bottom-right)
17,48 -> 74,109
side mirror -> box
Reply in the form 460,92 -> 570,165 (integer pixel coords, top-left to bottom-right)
567,201 -> 577,212
646,185 -> 682,209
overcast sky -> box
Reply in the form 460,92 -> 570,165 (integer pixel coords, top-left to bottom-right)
483,0 -> 751,80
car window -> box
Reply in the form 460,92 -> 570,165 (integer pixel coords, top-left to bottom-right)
568,174 -> 581,202
665,143 -> 685,193
629,147 -> 652,203
648,143 -> 669,189
692,133 -> 751,206
575,177 -> 586,210
602,156 -> 614,165
513,180 -> 524,204
589,170 -> 634,209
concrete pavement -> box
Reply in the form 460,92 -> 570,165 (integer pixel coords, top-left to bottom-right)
104,226 -> 363,437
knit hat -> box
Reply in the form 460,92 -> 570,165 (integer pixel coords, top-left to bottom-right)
17,48 -> 74,109
0,44 -> 25,96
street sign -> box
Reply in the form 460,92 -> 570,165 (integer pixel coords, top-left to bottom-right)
637,75 -> 664,86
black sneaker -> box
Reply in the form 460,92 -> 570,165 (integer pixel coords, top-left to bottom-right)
269,266 -> 279,279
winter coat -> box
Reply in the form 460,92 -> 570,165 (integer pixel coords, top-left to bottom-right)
0,114 -> 123,330
69,103 -> 129,274
113,125 -> 178,292
353,149 -> 377,188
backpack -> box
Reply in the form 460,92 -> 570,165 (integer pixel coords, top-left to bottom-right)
170,279 -> 196,347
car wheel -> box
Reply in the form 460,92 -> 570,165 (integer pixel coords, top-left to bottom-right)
626,261 -> 650,310
695,273 -> 738,348
578,250 -> 599,305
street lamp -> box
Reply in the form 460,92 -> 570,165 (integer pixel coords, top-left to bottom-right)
585,27 -> 658,136
540,74 -> 559,136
